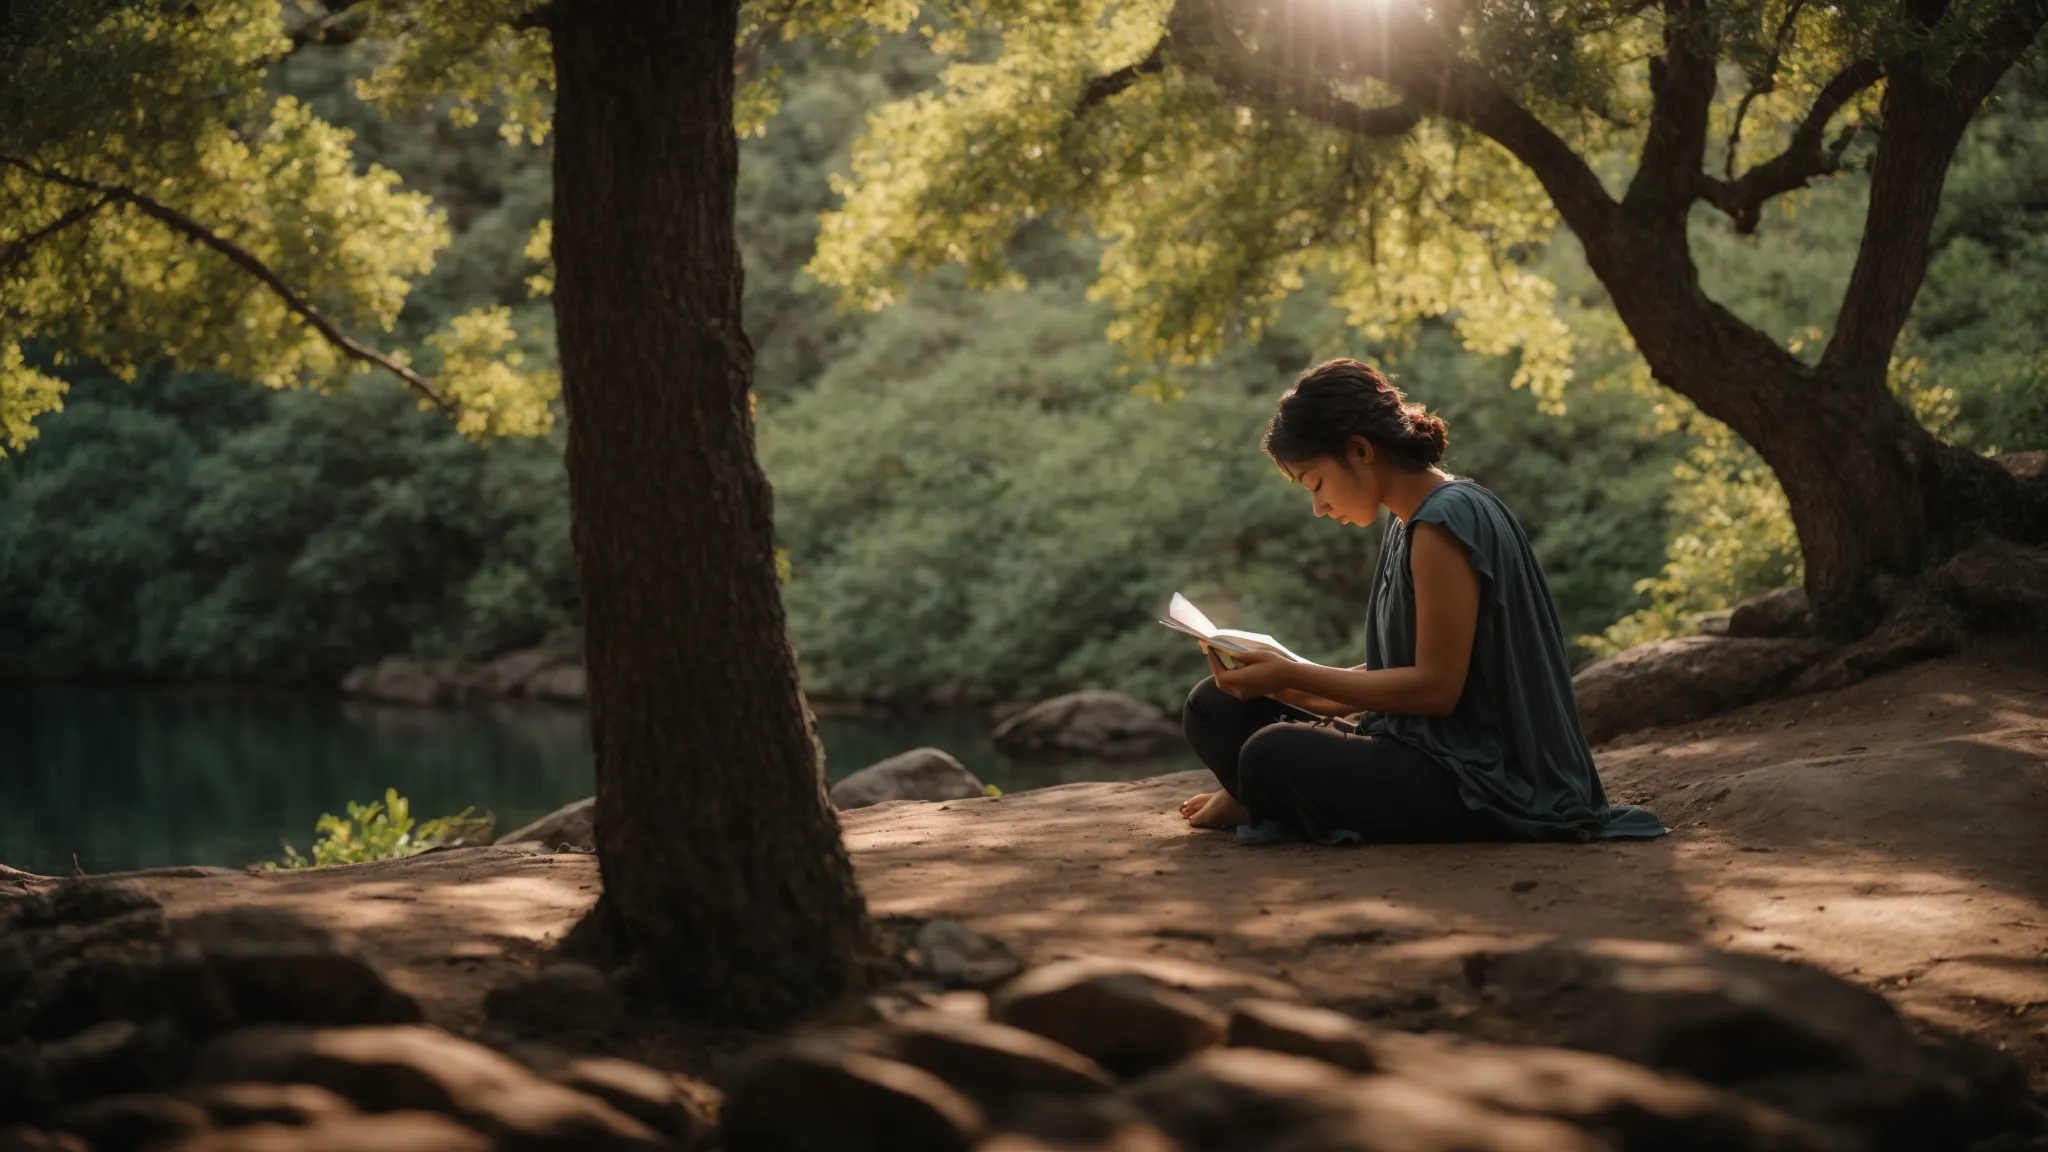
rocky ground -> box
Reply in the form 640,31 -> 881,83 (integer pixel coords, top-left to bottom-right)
3,640 -> 2044,1149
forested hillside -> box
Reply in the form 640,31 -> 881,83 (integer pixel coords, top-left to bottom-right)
3,39 -> 2044,706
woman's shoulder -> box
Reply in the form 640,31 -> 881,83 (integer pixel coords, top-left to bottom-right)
1412,479 -> 1524,550
1414,477 -> 1511,522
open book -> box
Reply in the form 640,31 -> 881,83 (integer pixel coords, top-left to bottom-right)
1158,592 -> 1307,668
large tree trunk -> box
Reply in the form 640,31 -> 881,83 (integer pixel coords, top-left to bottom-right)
1595,241 -> 2048,638
1569,70 -> 2048,640
548,0 -> 872,1026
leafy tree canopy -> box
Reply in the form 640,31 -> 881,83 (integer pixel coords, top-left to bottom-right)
0,0 -> 557,450
801,0 -> 1928,397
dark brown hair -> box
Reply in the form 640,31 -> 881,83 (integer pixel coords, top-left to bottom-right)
1261,358 -> 1447,471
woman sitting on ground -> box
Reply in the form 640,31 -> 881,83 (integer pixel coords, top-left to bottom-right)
1179,358 -> 1664,844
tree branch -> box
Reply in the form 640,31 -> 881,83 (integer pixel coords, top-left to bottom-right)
1823,0 -> 2048,385
1185,0 -> 1620,238
0,154 -> 450,410
0,194 -> 111,274
510,2 -> 553,33
1724,0 -> 1807,180
1623,0 -> 1722,223
1701,59 -> 1881,233
1077,40 -> 1168,114
284,0 -> 369,54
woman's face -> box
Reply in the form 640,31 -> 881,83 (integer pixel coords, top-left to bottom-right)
1283,437 -> 1382,526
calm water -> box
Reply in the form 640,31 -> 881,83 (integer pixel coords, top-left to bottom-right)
1,687 -> 1197,874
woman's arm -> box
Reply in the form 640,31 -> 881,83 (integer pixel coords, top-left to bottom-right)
1269,688 -> 1358,717
1201,648 -> 1351,716
1214,522 -> 1481,716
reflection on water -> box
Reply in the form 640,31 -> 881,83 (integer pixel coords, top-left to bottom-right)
0,687 -> 1199,874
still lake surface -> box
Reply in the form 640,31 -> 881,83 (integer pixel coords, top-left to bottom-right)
2,686 -> 1200,874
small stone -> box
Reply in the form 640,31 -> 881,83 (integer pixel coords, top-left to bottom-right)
721,1034 -> 984,1152
908,919 -> 1023,990
483,962 -> 619,1035
542,1057 -> 709,1148
50,1094 -> 211,1147
178,1083 -> 356,1129
1225,1000 -> 1382,1074
1511,879 -> 1539,893
882,1008 -> 1115,1105
0,1127 -> 88,1152
42,1019 -> 180,1102
990,962 -> 1225,1079
1124,1048 -> 1351,1147
155,1112 -> 492,1151
974,1126 -> 1175,1152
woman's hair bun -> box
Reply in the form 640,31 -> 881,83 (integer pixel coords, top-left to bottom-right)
1405,406 -> 1449,465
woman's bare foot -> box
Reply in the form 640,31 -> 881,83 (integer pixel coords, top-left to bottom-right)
1179,792 -> 1213,819
1187,790 -> 1251,829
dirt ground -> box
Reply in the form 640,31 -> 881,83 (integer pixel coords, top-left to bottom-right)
118,639 -> 2048,1084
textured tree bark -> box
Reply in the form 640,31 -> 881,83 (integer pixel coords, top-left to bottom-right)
548,0 -> 873,1026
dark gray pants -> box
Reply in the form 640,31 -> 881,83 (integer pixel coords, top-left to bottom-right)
1180,678 -> 1501,843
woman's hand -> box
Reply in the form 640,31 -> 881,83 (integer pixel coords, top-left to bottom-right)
1210,648 -> 1298,700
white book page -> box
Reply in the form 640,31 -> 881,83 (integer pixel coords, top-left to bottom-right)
1160,593 -> 1307,663
1167,591 -> 1219,638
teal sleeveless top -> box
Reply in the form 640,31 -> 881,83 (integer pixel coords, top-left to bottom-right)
1365,480 -> 1666,841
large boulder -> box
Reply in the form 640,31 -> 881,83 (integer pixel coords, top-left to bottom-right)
338,659 -> 463,708
1572,636 -> 1831,745
1725,587 -> 1813,638
1225,1001 -> 1834,1152
1128,1047 -> 1608,1152
494,799 -> 594,850
1939,536 -> 2048,631
1463,938 -> 2037,1152
521,665 -> 587,704
991,692 -> 1182,760
830,749 -> 986,811
2,887 -> 418,1052
471,648 -> 562,698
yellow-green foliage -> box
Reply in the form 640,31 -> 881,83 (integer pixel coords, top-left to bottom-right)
1587,416 -> 1802,656
0,0 -> 557,451
270,788 -> 492,869
803,0 -> 1886,411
